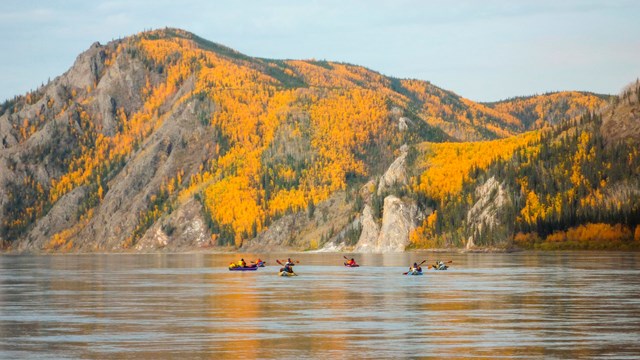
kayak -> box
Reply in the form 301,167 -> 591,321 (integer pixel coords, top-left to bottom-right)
229,266 -> 258,271
278,271 -> 297,276
406,270 -> 423,275
256,261 -> 266,267
432,266 -> 448,270
344,263 -> 360,267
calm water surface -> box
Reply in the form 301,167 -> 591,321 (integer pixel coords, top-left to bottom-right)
1,252 -> 639,359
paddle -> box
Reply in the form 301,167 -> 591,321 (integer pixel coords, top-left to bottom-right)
403,260 -> 426,275
276,259 -> 299,265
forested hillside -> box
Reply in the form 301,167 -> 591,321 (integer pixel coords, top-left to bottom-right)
0,28 -> 629,252
484,91 -> 608,129
410,81 -> 640,250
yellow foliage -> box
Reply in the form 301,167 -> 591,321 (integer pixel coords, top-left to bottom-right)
513,232 -> 540,247
203,176 -> 264,246
545,223 -> 632,243
410,211 -> 439,248
414,131 -> 539,202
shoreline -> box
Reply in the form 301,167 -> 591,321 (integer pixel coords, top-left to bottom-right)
3,246 -> 639,256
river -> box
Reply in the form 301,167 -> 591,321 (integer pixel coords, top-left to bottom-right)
0,251 -> 639,359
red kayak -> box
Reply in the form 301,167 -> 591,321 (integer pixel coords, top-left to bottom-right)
344,263 -> 360,267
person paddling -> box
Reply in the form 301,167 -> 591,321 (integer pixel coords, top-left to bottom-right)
277,258 -> 297,274
403,260 -> 426,275
346,258 -> 357,266
432,260 -> 452,270
282,262 -> 294,274
279,258 -> 297,266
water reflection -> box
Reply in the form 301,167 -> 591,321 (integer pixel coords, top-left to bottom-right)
0,252 -> 639,359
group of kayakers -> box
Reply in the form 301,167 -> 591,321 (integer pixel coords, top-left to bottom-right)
229,256 -> 452,275
405,259 -> 452,275
228,258 -> 266,269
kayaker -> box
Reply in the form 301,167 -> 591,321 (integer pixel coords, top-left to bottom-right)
278,258 -> 297,266
433,260 -> 449,270
239,258 -> 247,268
281,262 -> 294,274
411,262 -> 422,272
346,258 -> 357,266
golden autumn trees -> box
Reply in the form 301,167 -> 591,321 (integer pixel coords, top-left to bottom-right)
413,131 -> 539,203
409,132 -> 539,248
4,28 -> 634,252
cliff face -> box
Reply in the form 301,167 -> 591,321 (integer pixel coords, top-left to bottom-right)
352,146 -> 418,253
465,176 -> 511,249
352,205 -> 380,252
377,144 -> 409,195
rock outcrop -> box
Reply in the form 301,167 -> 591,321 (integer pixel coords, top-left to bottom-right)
376,195 -> 418,252
354,195 -> 417,253
136,197 -> 211,251
398,117 -> 413,131
465,176 -> 510,249
352,205 -> 380,252
378,144 -> 409,195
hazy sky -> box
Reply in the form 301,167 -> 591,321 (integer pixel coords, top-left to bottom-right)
1,0 -> 639,102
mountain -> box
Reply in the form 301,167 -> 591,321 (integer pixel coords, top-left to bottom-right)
0,28 -> 625,253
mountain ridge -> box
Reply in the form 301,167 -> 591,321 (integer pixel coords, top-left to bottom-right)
0,28 -> 625,253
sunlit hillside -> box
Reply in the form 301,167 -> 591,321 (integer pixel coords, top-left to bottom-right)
409,83 -> 640,250
0,28 -> 630,252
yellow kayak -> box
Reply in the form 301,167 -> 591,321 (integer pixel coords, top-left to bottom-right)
278,271 -> 297,277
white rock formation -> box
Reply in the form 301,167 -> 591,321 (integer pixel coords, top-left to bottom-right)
465,176 -> 509,249
354,195 -> 417,253
377,144 -> 409,195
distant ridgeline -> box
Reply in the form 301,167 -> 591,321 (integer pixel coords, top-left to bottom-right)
0,28 -> 635,253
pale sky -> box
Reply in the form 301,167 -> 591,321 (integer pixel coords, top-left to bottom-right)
1,0 -> 639,102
